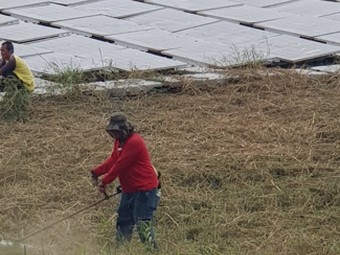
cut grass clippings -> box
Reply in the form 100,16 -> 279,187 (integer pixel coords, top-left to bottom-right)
0,68 -> 339,255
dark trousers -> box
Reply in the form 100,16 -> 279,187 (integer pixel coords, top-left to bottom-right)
116,188 -> 160,249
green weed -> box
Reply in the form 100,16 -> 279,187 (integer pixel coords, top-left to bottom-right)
0,80 -> 30,121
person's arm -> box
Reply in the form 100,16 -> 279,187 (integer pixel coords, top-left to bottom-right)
101,136 -> 143,185
92,142 -> 118,177
0,56 -> 15,76
0,59 -> 6,68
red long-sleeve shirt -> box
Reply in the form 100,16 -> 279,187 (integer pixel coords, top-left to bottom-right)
92,133 -> 159,193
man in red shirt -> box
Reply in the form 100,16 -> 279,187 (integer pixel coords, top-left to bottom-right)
91,112 -> 160,250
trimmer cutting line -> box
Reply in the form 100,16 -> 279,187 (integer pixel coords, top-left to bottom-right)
0,191 -> 120,247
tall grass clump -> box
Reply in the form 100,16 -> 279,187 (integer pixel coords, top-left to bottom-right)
212,42 -> 271,69
46,67 -> 85,97
0,80 -> 30,121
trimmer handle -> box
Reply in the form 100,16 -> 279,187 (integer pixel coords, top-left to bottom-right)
103,191 -> 110,199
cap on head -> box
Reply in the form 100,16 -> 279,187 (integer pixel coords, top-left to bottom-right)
106,112 -> 127,131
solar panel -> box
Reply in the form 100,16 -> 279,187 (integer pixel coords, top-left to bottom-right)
23,52 -> 103,74
162,40 -> 270,67
163,35 -> 340,66
71,0 -> 163,18
3,3 -> 96,23
255,15 -> 340,38
232,0 -> 300,8
1,0 -> 339,74
0,0 -> 48,10
105,29 -> 202,52
0,21 -> 69,43
12,43 -> 53,58
126,8 -> 218,32
27,34 -> 125,58
102,48 -> 187,71
323,12 -> 340,21
143,0 -> 241,12
199,5 -> 293,25
177,21 -> 280,45
270,0 -> 340,17
240,35 -> 340,62
317,32 -> 340,45
27,34 -> 187,71
52,15 -> 151,37
0,14 -> 18,25
51,0 -> 100,5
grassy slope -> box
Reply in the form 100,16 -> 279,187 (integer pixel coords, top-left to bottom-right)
0,69 -> 339,255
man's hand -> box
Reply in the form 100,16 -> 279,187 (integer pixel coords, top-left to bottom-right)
98,182 -> 106,194
90,171 -> 99,187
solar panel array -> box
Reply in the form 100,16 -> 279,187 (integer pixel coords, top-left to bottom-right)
0,0 -> 340,74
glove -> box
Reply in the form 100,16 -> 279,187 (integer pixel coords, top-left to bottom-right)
90,171 -> 99,187
98,182 -> 106,194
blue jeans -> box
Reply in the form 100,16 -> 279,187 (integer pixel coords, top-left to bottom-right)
116,188 -> 160,249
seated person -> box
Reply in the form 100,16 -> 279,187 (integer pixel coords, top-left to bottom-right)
0,41 -> 35,92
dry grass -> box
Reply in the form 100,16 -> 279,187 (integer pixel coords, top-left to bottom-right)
0,68 -> 340,255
